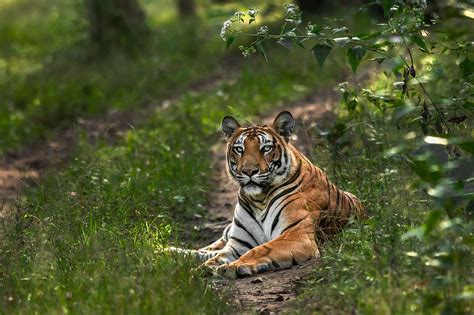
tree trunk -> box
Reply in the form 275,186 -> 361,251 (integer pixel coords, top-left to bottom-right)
85,0 -> 148,48
296,0 -> 331,13
177,0 -> 196,17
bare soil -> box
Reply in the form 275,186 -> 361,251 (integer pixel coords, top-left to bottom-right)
202,92 -> 337,314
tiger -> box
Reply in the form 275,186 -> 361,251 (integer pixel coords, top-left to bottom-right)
170,111 -> 365,279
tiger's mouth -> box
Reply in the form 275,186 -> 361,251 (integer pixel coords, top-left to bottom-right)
241,181 -> 265,195
243,180 -> 261,187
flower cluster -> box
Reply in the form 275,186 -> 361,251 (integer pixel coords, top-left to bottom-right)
248,8 -> 259,18
284,3 -> 298,16
220,19 -> 232,41
257,26 -> 268,35
234,11 -> 245,20
283,3 -> 301,25
239,45 -> 256,58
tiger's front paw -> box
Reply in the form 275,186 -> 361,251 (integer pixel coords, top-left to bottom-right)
216,262 -> 255,279
200,255 -> 229,275
216,260 -> 277,279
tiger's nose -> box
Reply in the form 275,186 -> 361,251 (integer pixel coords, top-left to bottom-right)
242,167 -> 259,177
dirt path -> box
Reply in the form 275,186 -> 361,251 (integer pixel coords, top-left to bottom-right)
203,92 -> 337,314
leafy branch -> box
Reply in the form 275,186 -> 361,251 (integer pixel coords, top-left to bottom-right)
220,2 -> 473,138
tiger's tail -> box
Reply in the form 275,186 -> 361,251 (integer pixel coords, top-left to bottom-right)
343,191 -> 366,220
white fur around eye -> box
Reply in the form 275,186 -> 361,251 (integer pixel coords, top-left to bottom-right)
262,145 -> 273,153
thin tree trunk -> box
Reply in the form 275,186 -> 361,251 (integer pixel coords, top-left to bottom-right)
85,0 -> 148,48
296,0 -> 330,13
177,0 -> 196,17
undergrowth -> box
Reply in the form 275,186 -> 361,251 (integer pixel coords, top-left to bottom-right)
0,0 -> 224,153
294,104 -> 472,314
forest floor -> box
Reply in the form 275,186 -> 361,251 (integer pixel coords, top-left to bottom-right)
0,76 -> 339,313
0,56 -> 241,240
196,92 -> 338,313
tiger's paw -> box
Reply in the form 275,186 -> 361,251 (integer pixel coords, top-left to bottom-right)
200,255 -> 229,276
217,260 -> 277,279
216,263 -> 242,279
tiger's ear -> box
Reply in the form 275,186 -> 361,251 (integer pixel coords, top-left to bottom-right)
273,111 -> 295,141
221,116 -> 241,140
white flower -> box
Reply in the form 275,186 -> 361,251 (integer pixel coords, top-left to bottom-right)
284,3 -> 298,16
234,11 -> 245,19
220,19 -> 232,41
239,45 -> 256,58
257,26 -> 268,35
248,8 -> 259,17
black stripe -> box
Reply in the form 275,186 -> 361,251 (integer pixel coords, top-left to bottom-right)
347,194 -> 354,211
270,258 -> 280,269
325,176 -> 331,210
269,160 -> 281,172
239,196 -> 254,216
227,244 -> 241,258
230,236 -> 253,250
224,224 -> 231,241
270,198 -> 298,234
280,217 -> 306,234
262,182 -> 301,222
234,217 -> 259,246
238,197 -> 263,229
292,256 -> 298,265
265,163 -> 302,206
335,187 -> 340,210
271,179 -> 303,212
267,160 -> 301,198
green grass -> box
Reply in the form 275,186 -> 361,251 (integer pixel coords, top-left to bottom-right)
294,144 -> 431,313
292,102 -> 473,314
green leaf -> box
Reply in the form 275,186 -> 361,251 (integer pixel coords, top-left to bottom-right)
357,31 -> 383,40
347,99 -> 358,112
277,37 -> 293,50
255,42 -> 268,62
401,226 -> 425,240
225,36 -> 235,50
466,199 -> 474,220
412,35 -> 429,52
334,37 -> 350,47
424,210 -> 444,234
347,46 -> 366,73
312,44 -> 332,67
460,58 -> 474,82
373,57 -> 387,64
448,137 -> 474,154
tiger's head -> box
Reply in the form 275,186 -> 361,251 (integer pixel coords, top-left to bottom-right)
221,111 -> 296,196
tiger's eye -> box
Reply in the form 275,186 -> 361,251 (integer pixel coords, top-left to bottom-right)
262,145 -> 273,153
234,146 -> 244,154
